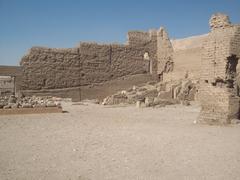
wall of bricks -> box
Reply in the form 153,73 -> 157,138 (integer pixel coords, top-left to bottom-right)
20,28 -> 173,91
157,27 -> 174,76
20,48 -> 81,90
199,13 -> 240,124
198,83 -> 239,124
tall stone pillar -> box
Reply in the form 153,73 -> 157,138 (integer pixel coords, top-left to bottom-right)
198,13 -> 240,124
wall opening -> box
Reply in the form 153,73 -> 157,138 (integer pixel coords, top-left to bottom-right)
143,52 -> 152,74
226,55 -> 239,88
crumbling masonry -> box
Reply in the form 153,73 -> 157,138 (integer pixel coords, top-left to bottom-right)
20,28 -> 173,93
6,13 -> 240,124
198,13 -> 240,124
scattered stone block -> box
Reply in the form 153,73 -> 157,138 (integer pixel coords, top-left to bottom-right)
21,103 -> 33,108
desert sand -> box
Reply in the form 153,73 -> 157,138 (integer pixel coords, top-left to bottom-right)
0,102 -> 240,180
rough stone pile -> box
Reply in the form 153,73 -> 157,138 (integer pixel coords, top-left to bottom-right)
0,95 -> 62,109
102,79 -> 198,107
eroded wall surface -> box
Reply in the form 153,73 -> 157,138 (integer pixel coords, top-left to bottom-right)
198,13 -> 240,124
157,28 -> 174,77
20,28 -> 173,93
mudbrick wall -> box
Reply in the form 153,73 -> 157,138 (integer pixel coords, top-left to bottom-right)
198,13 -> 240,124
20,48 -> 80,90
20,28 -> 173,92
157,27 -> 174,77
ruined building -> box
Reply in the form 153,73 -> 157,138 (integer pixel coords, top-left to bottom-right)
198,13 -> 240,124
19,28 -> 173,100
1,13 -> 240,124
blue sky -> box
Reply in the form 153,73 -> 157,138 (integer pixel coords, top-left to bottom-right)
0,0 -> 239,65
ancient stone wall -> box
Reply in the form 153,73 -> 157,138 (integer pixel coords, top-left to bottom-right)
127,30 -> 158,75
20,47 -> 81,90
199,13 -> 240,124
127,31 -> 151,46
201,27 -> 240,83
20,28 -> 173,96
79,42 -> 151,85
20,44 -> 152,90
157,28 -> 174,78
198,84 -> 239,124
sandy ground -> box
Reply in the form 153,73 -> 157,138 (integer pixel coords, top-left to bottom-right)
0,102 -> 240,180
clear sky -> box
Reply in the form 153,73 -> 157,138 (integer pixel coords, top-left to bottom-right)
0,0 -> 239,66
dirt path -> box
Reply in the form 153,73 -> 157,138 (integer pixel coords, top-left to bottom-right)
0,103 -> 240,180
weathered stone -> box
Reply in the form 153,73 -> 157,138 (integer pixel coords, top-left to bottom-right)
198,13 -> 240,125
10,103 -> 19,109
157,27 -> 174,76
153,97 -> 179,107
231,119 -> 240,124
33,104 -> 46,108
136,100 -> 144,108
145,97 -> 154,107
8,95 -> 17,103
3,105 -> 11,109
46,102 -> 57,107
19,27 -> 174,93
181,100 -> 190,106
102,79 -> 198,106
209,13 -> 232,30
21,103 -> 33,108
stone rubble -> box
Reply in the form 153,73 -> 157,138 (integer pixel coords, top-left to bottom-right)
102,79 -> 198,107
0,95 -> 62,109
